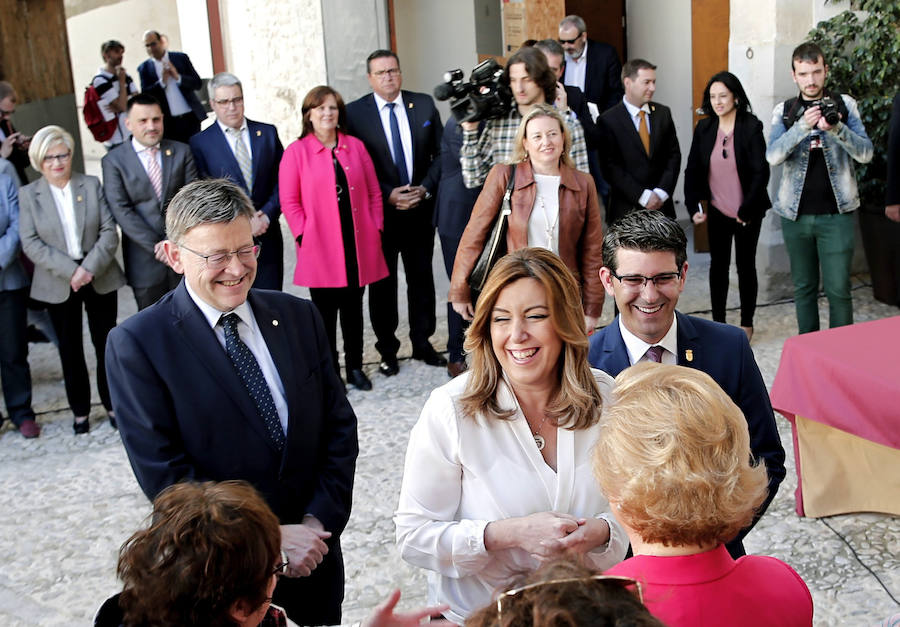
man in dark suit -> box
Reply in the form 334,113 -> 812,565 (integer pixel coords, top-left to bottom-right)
558,15 -> 623,115
345,50 -> 444,376
190,72 -> 284,290
106,178 -> 358,626
137,30 -> 206,144
587,210 -> 785,558
102,93 -> 198,310
599,58 -> 681,225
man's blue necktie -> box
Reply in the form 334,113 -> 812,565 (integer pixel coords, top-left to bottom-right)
387,102 -> 410,185
220,313 -> 285,451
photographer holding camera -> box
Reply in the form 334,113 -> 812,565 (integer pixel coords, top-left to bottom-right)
766,42 -> 872,334
459,46 -> 589,189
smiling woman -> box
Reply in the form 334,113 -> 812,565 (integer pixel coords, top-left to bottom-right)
396,248 -> 627,623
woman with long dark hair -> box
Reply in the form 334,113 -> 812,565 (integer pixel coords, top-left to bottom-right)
684,71 -> 770,341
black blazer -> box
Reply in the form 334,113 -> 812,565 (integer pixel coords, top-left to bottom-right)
684,112 -> 771,223
565,85 -> 602,150
434,115 -> 482,240
137,51 -> 206,122
887,93 -> 900,206
345,90 -> 443,220
581,39 -> 624,113
599,101 -> 681,223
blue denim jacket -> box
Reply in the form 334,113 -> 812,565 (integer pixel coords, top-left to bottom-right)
766,94 -> 873,220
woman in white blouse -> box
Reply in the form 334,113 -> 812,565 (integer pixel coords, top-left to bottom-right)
18,125 -> 124,434
449,103 -> 604,333
396,247 -> 627,623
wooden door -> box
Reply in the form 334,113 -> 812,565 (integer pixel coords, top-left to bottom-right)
691,0 -> 730,124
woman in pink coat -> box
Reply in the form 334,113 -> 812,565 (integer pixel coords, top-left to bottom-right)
280,85 -> 388,391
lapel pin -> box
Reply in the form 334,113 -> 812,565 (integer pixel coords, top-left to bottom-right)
165,149 -> 172,156
76,195 -> 83,202
272,319 -> 279,326
408,102 -> 414,109
685,349 -> 694,362
256,130 -> 262,136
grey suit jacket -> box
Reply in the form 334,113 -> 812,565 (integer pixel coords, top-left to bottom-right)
18,172 -> 125,303
101,139 -> 197,288
0,173 -> 29,291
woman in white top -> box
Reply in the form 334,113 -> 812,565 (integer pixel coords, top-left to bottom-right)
18,125 -> 124,434
396,248 -> 627,623
449,103 -> 604,333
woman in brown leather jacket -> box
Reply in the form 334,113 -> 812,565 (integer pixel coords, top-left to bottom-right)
449,103 -> 604,332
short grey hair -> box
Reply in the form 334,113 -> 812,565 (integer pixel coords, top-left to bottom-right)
28,125 -> 75,171
207,72 -> 243,101
166,178 -> 255,243
559,15 -> 586,34
535,38 -> 565,59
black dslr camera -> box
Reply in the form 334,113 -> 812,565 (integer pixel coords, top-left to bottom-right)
811,96 -> 841,125
433,59 -> 512,123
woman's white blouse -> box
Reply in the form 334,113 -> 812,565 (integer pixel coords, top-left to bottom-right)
394,368 -> 627,623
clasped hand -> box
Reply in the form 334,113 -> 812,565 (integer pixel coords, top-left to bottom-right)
486,511 -> 610,562
280,519 -> 332,578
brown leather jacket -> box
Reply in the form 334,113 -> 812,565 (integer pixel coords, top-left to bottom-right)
449,160 -> 605,317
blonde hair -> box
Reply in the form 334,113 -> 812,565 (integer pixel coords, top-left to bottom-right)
509,103 -> 574,168
460,248 -> 602,429
28,125 -> 75,172
593,363 -> 768,547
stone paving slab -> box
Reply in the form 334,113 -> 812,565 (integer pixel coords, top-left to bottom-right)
0,222 -> 898,625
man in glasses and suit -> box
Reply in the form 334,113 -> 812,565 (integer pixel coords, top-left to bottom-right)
102,93 -> 197,310
587,210 -> 785,559
190,72 -> 284,290
106,178 -> 358,626
558,15 -> 623,117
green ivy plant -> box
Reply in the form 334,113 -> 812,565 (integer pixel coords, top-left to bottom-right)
808,0 -> 900,209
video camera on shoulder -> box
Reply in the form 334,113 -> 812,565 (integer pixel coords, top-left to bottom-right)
433,59 -> 512,124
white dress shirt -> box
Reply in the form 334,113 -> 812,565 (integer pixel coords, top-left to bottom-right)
131,137 -> 163,180
373,92 -> 413,182
619,314 -> 679,366
184,281 -> 289,433
563,39 -> 589,93
622,96 -> 670,207
395,370 -> 627,623
48,181 -> 82,259
217,118 -> 253,161
152,52 -> 191,116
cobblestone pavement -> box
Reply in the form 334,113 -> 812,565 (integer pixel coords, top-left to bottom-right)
0,222 -> 898,626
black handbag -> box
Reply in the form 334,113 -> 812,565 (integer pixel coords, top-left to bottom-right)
468,164 -> 517,304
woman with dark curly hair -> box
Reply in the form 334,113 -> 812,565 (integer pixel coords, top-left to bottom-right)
594,363 -> 813,626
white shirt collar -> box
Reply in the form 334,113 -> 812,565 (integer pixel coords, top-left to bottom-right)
217,118 -> 248,136
131,137 -> 159,154
184,279 -> 254,330
618,313 -> 678,365
566,39 -> 589,63
622,96 -> 651,118
373,91 -> 404,112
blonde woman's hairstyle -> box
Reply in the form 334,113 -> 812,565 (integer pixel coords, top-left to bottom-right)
460,247 -> 602,429
593,363 -> 768,547
509,103 -> 574,168
28,125 -> 75,172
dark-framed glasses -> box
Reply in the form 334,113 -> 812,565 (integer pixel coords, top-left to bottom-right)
213,96 -> 244,107
179,243 -> 260,270
610,270 -> 681,290
371,68 -> 401,78
43,151 -> 71,164
496,574 -> 642,619
558,33 -> 583,44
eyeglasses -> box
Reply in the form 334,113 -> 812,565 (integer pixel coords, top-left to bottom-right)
610,270 -> 682,290
371,68 -> 401,78
0,106 -> 14,117
179,243 -> 260,269
213,97 -> 244,107
496,575 -> 642,619
43,152 -> 71,163
272,561 -> 288,576
722,134 -> 729,159
558,33 -> 583,44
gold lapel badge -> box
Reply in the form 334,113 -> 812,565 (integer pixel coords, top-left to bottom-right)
256,130 -> 262,136
272,319 -> 279,326
76,195 -> 83,202
165,149 -> 172,156
408,102 -> 414,109
685,349 -> 694,362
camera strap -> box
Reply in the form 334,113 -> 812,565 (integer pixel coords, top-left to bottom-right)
782,90 -> 848,131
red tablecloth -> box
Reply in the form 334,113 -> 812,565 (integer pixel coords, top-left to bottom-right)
771,316 -> 900,517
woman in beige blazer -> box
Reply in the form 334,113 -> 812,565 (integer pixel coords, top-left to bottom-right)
18,125 -> 124,434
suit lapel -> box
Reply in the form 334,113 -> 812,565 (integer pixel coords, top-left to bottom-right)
617,104 -> 647,159
123,143 -> 161,206
648,103 -> 661,158
675,312 -> 703,371
603,316 -> 633,374
170,285 -> 280,452
404,93 -> 417,178
159,141 -> 174,202
70,175 -> 87,251
365,95 -> 395,171
34,179 -> 68,251
247,120 -> 263,191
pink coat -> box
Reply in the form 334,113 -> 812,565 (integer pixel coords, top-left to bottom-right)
279,132 -> 388,288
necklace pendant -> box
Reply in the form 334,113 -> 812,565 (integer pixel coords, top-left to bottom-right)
533,434 -> 546,451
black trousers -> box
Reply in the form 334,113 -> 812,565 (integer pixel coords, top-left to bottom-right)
272,540 -> 343,626
439,234 -> 467,362
45,285 -> 117,416
253,225 -> 284,291
310,285 -> 365,375
163,112 -> 201,145
368,215 -> 437,359
132,268 -> 182,311
707,204 -> 762,327
0,287 -> 35,425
